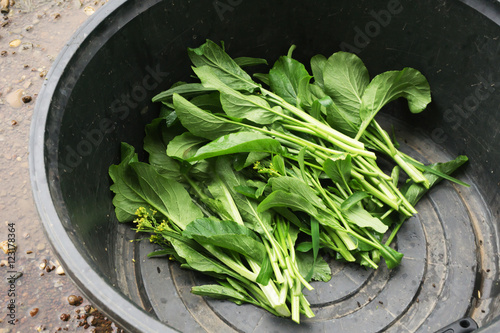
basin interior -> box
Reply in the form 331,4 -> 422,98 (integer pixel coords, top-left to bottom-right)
39,0 -> 500,332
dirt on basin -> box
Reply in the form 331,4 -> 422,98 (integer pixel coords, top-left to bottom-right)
0,1 -> 123,332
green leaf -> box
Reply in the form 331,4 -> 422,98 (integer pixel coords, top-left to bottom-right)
391,165 -> 400,187
167,132 -> 207,160
323,154 -> 352,188
253,73 -> 270,86
250,180 -> 268,198
391,125 -> 400,149
401,155 -> 469,206
216,157 -> 274,234
296,242 -> 313,252
225,277 -> 249,295
188,131 -> 282,162
356,67 -> 431,139
344,205 -> 388,234
356,239 -> 376,252
147,248 -> 177,258
130,162 -> 203,230
296,252 -> 332,282
258,190 -> 318,216
191,284 -> 249,304
310,99 -> 323,120
233,152 -> 269,171
311,218 -> 320,263
183,218 -> 266,263
325,97 -> 361,137
297,147 -> 307,182
188,40 -> 258,92
189,160 -> 213,181
234,56 -> 268,68
109,143 -> 148,222
193,65 -> 281,124
143,118 -> 183,179
161,106 -> 179,126
173,93 -> 241,140
220,90 -> 281,124
403,156 -> 470,187
341,192 -> 371,211
271,155 -> 286,176
205,176 -> 244,223
273,207 -> 304,229
297,77 -> 316,112
256,254 -> 273,285
310,54 -> 327,89
234,185 -> 258,199
379,244 -> 404,269
269,51 -> 312,105
269,176 -> 326,210
323,51 -> 369,117
170,238 -> 239,277
190,92 -> 224,113
152,83 -> 214,103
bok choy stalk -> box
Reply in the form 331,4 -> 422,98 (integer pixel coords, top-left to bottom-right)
109,143 -> 319,322
109,39 -> 469,322
153,40 -> 467,269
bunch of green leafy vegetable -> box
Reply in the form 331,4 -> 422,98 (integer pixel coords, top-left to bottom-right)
109,40 -> 468,322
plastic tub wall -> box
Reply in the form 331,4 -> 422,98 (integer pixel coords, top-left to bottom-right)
30,0 -> 500,332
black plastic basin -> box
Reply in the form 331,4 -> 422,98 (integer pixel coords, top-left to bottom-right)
30,1 -> 500,332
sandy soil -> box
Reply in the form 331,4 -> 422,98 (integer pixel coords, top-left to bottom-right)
0,0 -> 122,331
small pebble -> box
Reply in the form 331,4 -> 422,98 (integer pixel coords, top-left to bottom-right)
5,89 -> 24,108
39,260 -> 46,270
29,308 -> 39,317
0,240 -> 16,254
26,250 -> 32,254
84,6 -> 95,15
56,266 -> 65,275
0,51 -> 7,57
9,39 -> 21,48
11,120 -> 18,126
20,42 -> 33,51
22,95 -> 32,103
0,0 -> 9,13
68,295 -> 83,306
84,305 -> 92,313
60,313 -> 70,321
0,260 -> 8,266
88,315 -> 96,325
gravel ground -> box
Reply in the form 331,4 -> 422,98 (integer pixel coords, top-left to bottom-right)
0,1 -> 122,332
